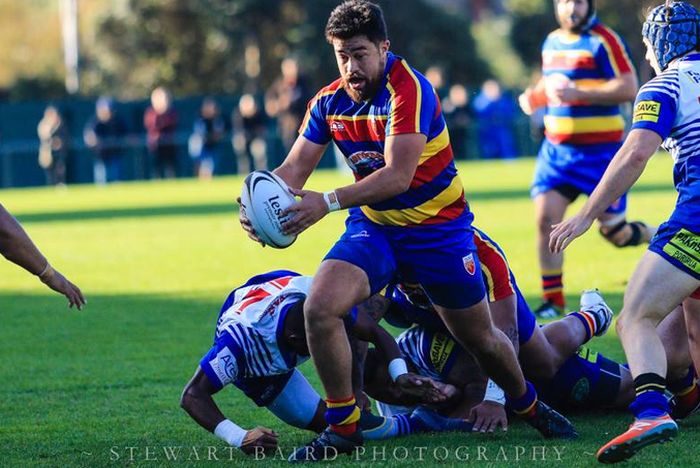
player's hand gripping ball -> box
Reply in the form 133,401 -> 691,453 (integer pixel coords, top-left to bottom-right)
240,171 -> 297,249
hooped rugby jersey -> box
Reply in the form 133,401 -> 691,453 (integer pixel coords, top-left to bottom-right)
200,272 -> 312,389
300,52 -> 467,227
630,53 -> 700,225
541,21 -> 635,146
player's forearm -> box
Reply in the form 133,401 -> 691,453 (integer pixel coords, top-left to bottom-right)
580,141 -> 651,221
0,206 -> 48,276
576,74 -> 637,104
180,384 -> 227,433
335,167 -> 411,209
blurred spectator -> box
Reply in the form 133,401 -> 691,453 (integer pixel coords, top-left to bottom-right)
442,84 -> 473,159
233,93 -> 267,174
188,98 -> 225,180
84,97 -> 128,184
424,65 -> 448,99
36,105 -> 68,186
144,87 -> 179,179
472,79 -> 517,159
265,57 -> 310,153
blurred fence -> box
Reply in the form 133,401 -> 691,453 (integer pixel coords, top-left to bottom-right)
0,95 -> 540,189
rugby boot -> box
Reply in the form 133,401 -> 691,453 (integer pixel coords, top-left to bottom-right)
596,414 -> 678,464
579,288 -> 614,337
524,400 -> 578,439
534,300 -> 563,319
288,426 -> 362,462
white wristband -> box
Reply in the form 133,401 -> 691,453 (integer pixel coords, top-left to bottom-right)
214,419 -> 247,448
323,190 -> 341,212
483,379 -> 506,405
388,358 -> 409,382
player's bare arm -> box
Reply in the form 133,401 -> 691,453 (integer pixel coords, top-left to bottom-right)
180,367 -> 278,454
559,72 -> 637,105
282,133 -> 425,235
550,128 -> 662,253
273,136 -> 328,190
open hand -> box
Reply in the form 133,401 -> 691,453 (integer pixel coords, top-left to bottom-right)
236,196 -> 265,247
240,427 -> 278,455
396,373 -> 450,403
40,267 -> 86,310
281,188 -> 328,236
549,214 -> 594,253
468,401 -> 507,433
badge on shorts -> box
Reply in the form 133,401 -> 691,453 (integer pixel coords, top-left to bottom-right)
462,253 -> 476,275
662,228 -> 700,276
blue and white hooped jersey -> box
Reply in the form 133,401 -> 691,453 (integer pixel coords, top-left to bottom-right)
200,272 -> 313,390
631,53 -> 700,225
396,326 -> 460,382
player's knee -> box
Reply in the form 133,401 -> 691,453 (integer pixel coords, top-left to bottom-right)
599,221 -> 647,248
536,213 -> 557,234
304,295 -> 342,321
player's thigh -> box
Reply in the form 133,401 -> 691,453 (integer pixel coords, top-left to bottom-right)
622,251 -> 700,325
434,297 -> 495,346
488,294 -> 519,346
307,259 -> 372,318
533,190 -> 571,226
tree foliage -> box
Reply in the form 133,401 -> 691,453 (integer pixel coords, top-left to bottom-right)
92,0 -> 489,98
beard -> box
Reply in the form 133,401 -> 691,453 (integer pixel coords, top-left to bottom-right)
342,72 -> 383,103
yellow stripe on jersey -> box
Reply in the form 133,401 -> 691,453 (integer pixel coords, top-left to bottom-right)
572,78 -> 608,89
474,230 -> 514,296
400,59 -> 423,134
542,49 -> 594,60
591,28 -> 633,77
300,89 -> 337,135
361,176 -> 463,225
544,115 -> 625,134
418,126 -> 450,164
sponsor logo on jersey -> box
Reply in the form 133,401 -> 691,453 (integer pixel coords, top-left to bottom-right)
633,100 -> 661,123
213,347 -> 238,385
347,151 -> 386,176
463,253 -> 476,275
663,228 -> 700,275
429,332 -> 455,373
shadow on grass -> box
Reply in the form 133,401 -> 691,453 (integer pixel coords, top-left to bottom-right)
14,183 -> 673,224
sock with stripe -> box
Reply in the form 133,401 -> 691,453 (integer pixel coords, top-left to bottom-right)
542,269 -> 565,309
325,396 -> 360,436
567,310 -> 601,342
506,381 -> 538,419
629,373 -> 669,419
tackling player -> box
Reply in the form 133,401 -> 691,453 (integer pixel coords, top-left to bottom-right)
180,270 -> 470,456
519,0 -> 654,318
240,2 -> 575,458
550,2 -> 700,462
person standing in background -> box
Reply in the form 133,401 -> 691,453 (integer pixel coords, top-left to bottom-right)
265,57 -> 310,153
84,97 -> 128,184
144,87 -> 179,179
232,93 -> 268,174
189,98 -> 225,180
37,105 -> 68,186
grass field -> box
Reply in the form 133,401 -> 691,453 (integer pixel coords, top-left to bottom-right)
1,155 -> 697,467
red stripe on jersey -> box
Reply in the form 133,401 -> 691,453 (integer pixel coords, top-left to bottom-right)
418,192 -> 466,225
474,234 -> 515,301
410,147 -> 453,189
388,60 -> 420,134
543,55 -> 597,71
591,24 -> 632,74
545,129 -> 624,145
691,287 -> 700,300
330,118 -> 385,143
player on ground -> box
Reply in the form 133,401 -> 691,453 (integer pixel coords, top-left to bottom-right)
180,270 -> 471,456
0,203 -> 85,309
519,0 -> 654,319
240,1 -> 576,458
550,2 -> 700,462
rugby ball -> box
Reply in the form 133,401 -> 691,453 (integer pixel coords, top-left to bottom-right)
240,170 -> 297,249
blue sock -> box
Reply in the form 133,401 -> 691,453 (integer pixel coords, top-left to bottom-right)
630,373 -> 669,419
506,381 -> 538,418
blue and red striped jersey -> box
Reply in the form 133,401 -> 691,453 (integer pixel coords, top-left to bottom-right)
300,52 -> 467,227
541,21 -> 635,146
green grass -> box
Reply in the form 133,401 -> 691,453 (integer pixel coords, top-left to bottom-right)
0,155 -> 692,467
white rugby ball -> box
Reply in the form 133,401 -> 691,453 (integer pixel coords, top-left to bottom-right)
240,170 -> 297,249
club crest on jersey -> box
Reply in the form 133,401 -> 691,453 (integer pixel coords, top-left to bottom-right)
462,254 -> 476,275
330,121 -> 346,133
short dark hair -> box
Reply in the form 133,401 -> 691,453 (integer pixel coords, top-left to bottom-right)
325,1 -> 388,44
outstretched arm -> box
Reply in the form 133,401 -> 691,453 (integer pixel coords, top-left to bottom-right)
550,128 -> 661,253
0,203 -> 85,309
180,367 -> 278,455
